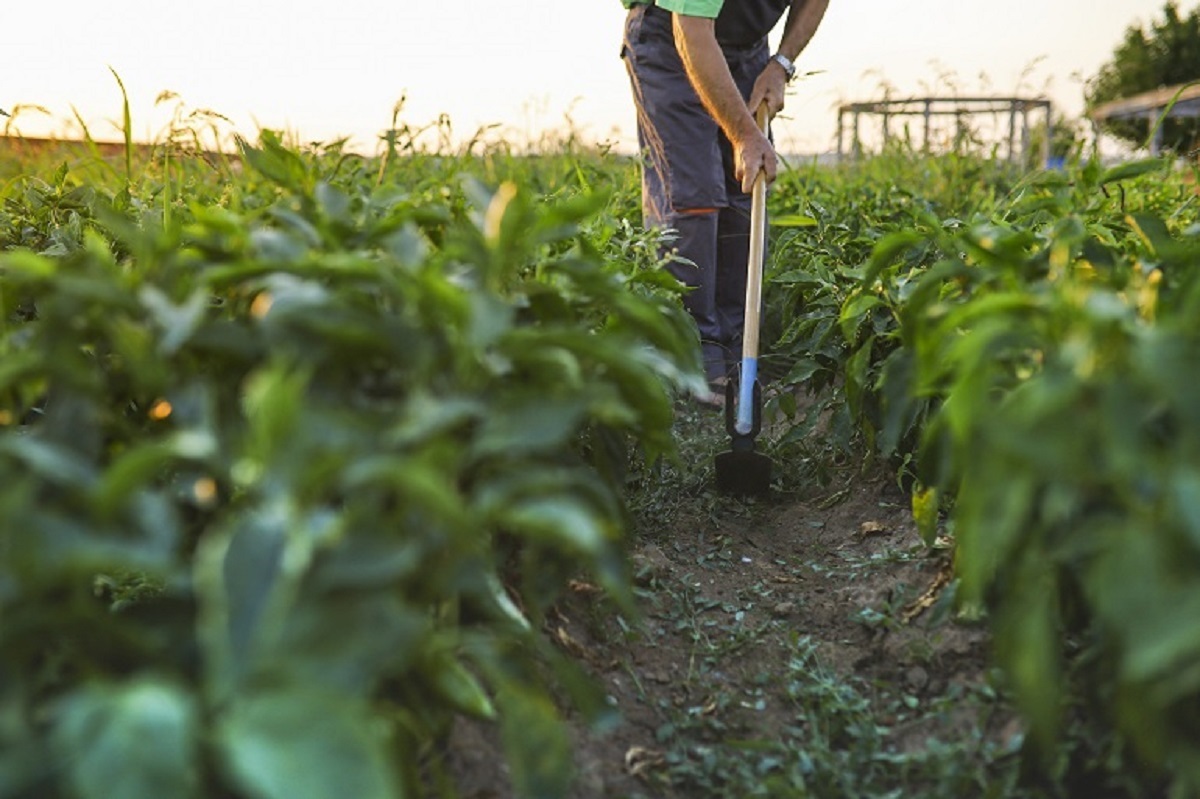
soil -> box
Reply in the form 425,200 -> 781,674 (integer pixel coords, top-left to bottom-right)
444,407 -> 1021,798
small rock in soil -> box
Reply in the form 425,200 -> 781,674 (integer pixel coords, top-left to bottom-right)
905,665 -> 931,691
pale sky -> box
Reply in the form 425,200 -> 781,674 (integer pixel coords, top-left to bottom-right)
1,1 -> 1179,156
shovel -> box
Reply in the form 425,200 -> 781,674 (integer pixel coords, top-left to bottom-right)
715,104 -> 772,497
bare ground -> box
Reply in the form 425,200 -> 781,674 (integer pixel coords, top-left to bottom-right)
445,407 -> 1024,798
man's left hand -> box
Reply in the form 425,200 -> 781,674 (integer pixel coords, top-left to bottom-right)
748,59 -> 789,119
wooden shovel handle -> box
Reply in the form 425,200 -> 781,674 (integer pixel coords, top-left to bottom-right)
734,104 -> 771,436
741,103 -> 770,365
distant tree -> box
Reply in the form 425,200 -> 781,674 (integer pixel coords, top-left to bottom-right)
1086,1 -> 1200,152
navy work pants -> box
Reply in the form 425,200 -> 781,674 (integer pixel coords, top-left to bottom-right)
621,4 -> 771,383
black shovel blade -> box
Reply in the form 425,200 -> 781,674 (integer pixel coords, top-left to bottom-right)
714,374 -> 771,496
715,448 -> 772,496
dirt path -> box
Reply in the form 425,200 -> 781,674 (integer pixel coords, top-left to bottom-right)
447,416 -> 1022,798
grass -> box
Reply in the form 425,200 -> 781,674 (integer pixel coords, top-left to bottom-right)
583,402 -> 1028,799
608,392 -> 1169,799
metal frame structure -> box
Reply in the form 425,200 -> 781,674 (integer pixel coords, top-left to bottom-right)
836,96 -> 1053,166
1088,82 -> 1200,154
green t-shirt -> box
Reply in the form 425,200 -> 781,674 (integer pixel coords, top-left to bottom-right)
620,0 -> 723,18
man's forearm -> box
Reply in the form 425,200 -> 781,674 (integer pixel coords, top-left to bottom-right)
776,0 -> 829,64
672,11 -> 776,189
672,14 -> 759,145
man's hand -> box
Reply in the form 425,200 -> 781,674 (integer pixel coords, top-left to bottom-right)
748,60 -> 789,120
731,118 -> 775,194
753,0 -> 831,120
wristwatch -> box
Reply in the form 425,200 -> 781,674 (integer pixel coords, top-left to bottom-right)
771,52 -> 797,82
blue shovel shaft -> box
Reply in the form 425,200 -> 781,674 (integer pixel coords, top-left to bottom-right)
735,357 -> 758,435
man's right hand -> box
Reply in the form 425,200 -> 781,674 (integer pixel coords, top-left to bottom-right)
732,123 -> 776,194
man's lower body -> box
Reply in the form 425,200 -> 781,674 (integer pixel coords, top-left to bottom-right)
621,4 -> 770,390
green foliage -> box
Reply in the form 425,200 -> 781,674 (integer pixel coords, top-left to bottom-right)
764,152 -> 1019,477
1029,114 -> 1088,161
51,679 -> 200,799
640,634 -> 1022,799
782,150 -> 1200,793
1086,1 -> 1200,152
9,102 -> 1200,797
0,133 -> 699,798
905,159 -> 1200,792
